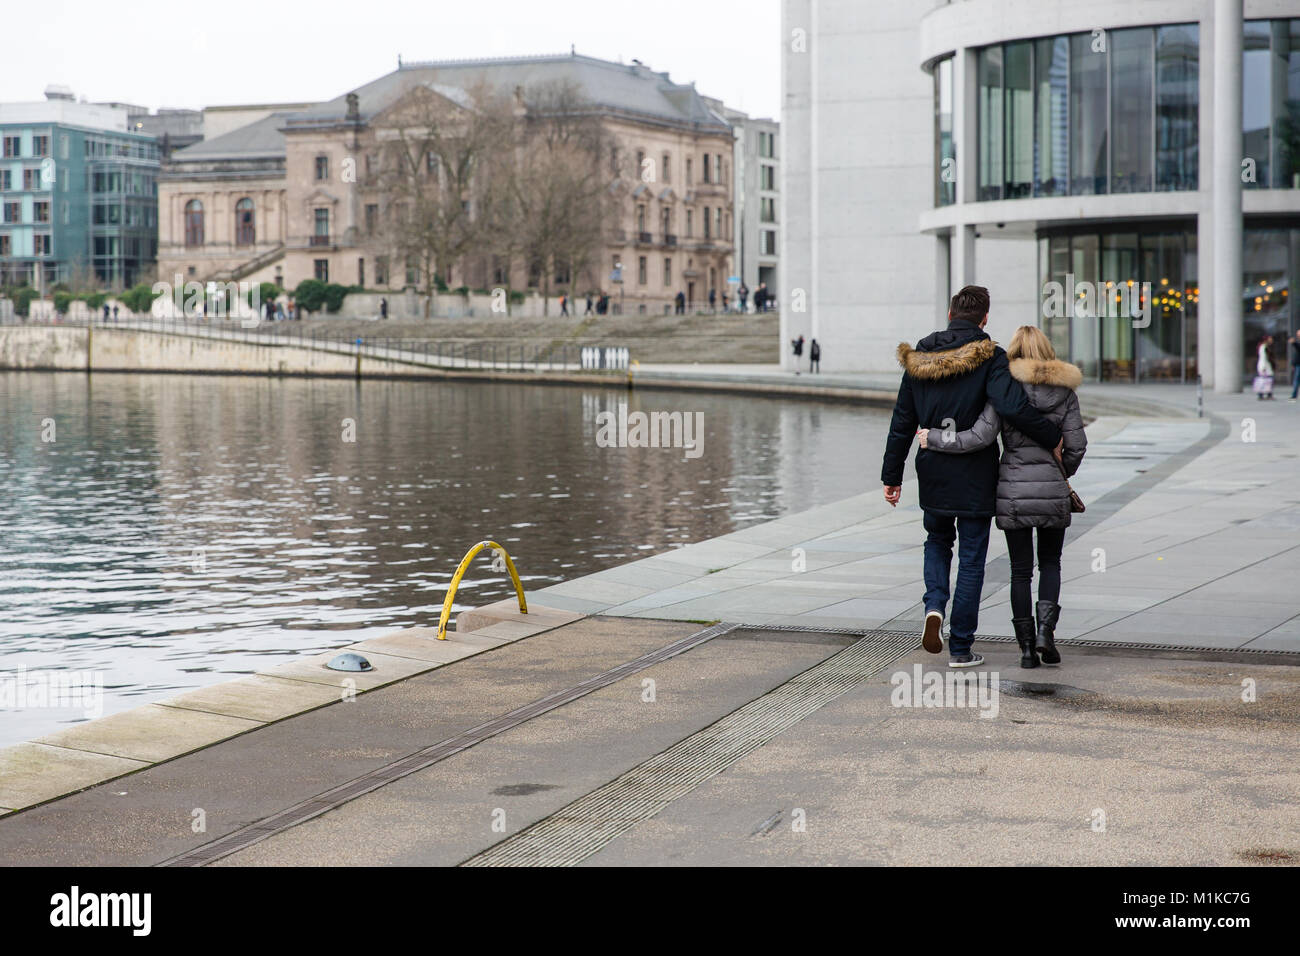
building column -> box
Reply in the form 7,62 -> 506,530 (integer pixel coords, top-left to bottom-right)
948,45 -> 978,306
1212,0 -> 1243,394
950,224 -> 976,300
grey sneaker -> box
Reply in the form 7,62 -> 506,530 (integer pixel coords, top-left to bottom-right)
948,653 -> 985,669
922,610 -> 944,654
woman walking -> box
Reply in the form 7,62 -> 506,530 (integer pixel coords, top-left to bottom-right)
918,326 -> 1087,667
1255,334 -> 1275,400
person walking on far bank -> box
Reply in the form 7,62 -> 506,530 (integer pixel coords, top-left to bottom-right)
103,303 -> 110,323
1256,335 -> 1275,400
560,293 -> 569,317
379,297 -> 388,320
880,285 -> 1062,669
708,288 -> 717,313
1289,330 -> 1300,402
675,290 -> 686,315
585,293 -> 594,316
738,283 -> 749,313
810,338 -> 821,373
792,334 -> 804,374
918,325 -> 1087,669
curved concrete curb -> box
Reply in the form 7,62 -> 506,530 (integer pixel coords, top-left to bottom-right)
0,604 -> 582,814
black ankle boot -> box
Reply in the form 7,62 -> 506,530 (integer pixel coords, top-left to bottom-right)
1036,600 -> 1061,664
1013,617 -> 1039,668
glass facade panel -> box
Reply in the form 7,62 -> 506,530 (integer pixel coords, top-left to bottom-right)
1100,233 -> 1137,381
1156,24 -> 1199,191
935,57 -> 955,206
1069,234 -> 1100,379
1273,20 -> 1300,188
978,47 -> 1004,200
1042,235 -> 1071,357
1138,234 -> 1185,381
1111,29 -> 1154,193
1070,33 -> 1108,195
1005,41 -> 1034,198
1034,37 -> 1069,197
1243,21 -> 1272,189
1242,229 -> 1290,382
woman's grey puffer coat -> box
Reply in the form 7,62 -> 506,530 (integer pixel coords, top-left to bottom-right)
924,358 -> 1087,530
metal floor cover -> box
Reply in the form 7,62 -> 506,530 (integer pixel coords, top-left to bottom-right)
462,628 -> 918,867
159,622 -> 739,867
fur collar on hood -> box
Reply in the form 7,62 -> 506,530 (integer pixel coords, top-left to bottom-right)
1008,358 -> 1083,390
897,339 -> 996,380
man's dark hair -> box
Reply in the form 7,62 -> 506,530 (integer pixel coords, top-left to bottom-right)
949,285 -> 990,324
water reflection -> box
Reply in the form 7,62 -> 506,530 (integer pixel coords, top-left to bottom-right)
0,372 -> 890,745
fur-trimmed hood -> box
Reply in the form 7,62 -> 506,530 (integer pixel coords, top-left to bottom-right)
1008,358 -> 1083,390
897,339 -> 996,380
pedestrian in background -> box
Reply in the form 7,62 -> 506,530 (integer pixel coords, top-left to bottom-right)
1289,329 -> 1300,402
1256,334 -> 1275,400
810,338 -> 821,373
560,293 -> 569,316
792,334 -> 804,374
738,283 -> 749,313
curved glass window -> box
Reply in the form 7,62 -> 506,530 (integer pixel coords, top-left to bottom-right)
971,26 -> 1200,202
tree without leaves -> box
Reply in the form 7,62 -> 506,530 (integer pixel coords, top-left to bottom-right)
497,80 -> 613,316
369,80 -> 512,317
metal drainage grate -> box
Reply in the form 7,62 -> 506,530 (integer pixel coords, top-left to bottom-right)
158,621 -> 738,867
461,628 -> 917,867
737,623 -> 1300,662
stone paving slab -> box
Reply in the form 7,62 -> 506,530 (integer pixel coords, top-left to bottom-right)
35,704 -> 262,764
0,743 -> 149,810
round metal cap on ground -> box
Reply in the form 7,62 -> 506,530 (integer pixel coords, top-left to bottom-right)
326,652 -> 373,672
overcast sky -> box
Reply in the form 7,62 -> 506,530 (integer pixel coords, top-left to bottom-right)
7,0 -> 780,119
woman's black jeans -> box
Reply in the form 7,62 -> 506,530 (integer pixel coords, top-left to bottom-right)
1004,526 -> 1065,620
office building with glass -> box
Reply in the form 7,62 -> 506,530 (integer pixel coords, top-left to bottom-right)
783,0 -> 1300,391
0,91 -> 159,289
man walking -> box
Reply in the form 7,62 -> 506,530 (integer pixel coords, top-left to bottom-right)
1289,329 -> 1300,402
880,285 -> 1062,668
809,338 -> 821,373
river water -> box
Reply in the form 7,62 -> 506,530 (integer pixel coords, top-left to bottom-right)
0,371 -> 892,746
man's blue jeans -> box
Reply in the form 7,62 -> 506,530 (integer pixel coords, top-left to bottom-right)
922,511 -> 992,657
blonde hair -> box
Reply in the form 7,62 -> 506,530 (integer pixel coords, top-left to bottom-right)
1007,325 -> 1056,362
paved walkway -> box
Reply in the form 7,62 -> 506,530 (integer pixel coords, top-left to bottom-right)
534,386 -> 1298,654
2,381 -> 1297,866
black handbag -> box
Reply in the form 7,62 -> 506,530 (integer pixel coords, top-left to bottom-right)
1055,454 -> 1085,513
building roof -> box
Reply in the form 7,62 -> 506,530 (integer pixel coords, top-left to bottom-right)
167,52 -> 732,164
285,53 -> 732,134
170,111 -> 293,162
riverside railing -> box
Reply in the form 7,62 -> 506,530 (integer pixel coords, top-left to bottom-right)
0,314 -> 632,373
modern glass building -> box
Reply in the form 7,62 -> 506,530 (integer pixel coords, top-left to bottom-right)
919,1 -> 1300,389
0,92 -> 159,289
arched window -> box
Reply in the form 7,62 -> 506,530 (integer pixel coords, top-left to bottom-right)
235,198 -> 255,245
184,199 -> 204,247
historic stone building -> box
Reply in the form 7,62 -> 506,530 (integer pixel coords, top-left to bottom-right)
157,53 -> 742,313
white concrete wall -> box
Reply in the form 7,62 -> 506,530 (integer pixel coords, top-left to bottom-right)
781,0 -> 943,372
976,235 -> 1039,339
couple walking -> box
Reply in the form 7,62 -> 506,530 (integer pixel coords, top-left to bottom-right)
881,285 -> 1088,669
